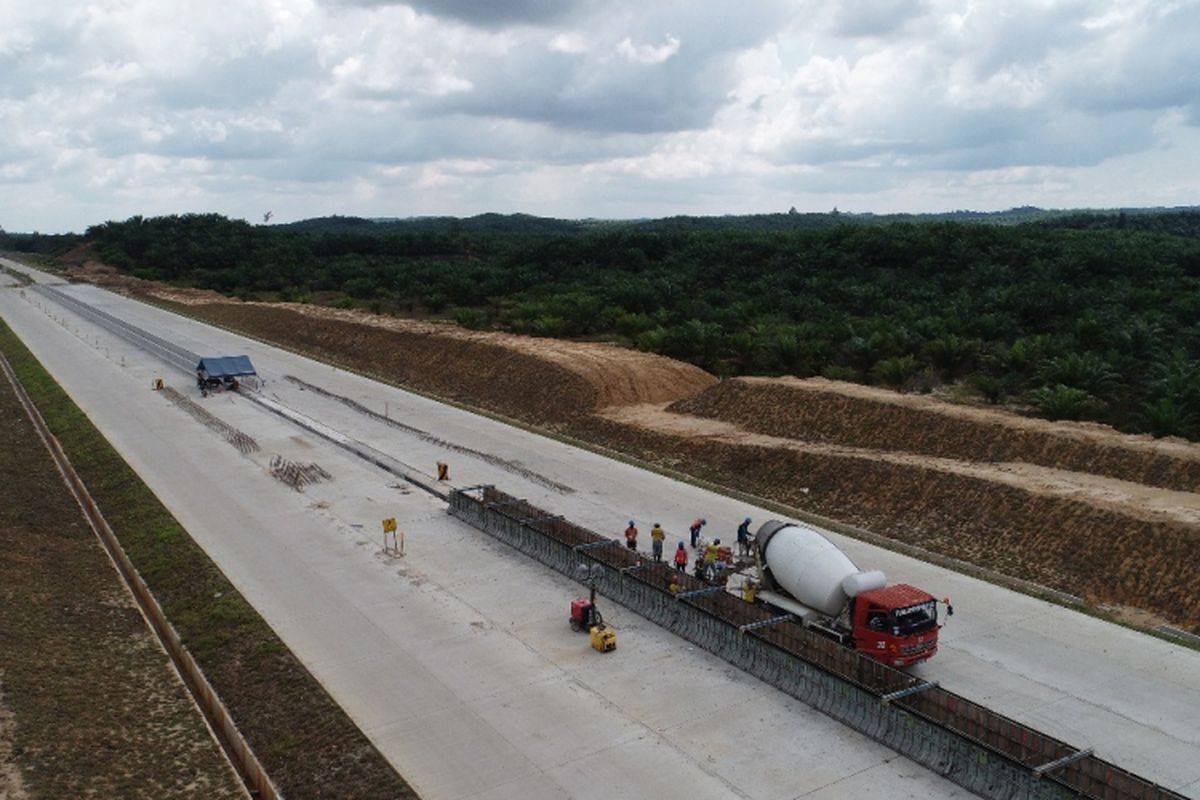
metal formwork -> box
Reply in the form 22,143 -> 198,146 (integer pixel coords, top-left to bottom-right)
449,486 -> 1187,800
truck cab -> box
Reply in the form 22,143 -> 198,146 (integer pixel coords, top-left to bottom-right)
851,584 -> 939,667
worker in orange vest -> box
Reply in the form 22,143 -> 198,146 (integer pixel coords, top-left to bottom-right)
689,518 -> 707,548
673,541 -> 688,572
624,520 -> 638,551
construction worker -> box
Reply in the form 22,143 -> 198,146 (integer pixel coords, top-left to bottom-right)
650,522 -> 666,562
624,520 -> 639,551
689,518 -> 707,548
673,541 -> 688,572
703,538 -> 721,580
737,517 -> 752,557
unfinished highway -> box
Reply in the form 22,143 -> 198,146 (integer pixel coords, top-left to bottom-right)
2,260 -> 1197,800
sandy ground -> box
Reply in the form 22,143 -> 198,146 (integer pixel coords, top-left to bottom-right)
73,264 -> 717,409
247,302 -> 719,407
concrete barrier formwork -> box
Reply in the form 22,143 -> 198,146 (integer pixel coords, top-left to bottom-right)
449,486 -> 1185,800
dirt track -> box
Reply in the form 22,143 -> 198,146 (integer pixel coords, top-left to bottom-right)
70,268 -> 1200,634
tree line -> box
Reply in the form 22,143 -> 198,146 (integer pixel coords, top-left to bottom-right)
64,210 -> 1200,440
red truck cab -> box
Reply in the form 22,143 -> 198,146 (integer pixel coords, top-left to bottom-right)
852,583 -> 940,667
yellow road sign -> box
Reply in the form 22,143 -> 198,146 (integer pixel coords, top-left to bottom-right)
382,517 -> 397,533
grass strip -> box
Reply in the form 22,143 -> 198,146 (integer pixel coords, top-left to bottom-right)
0,318 -> 418,799
0,354 -> 244,798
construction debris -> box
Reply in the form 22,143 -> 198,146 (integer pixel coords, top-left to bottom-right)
269,455 -> 332,491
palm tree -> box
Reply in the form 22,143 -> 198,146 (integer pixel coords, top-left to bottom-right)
1139,397 -> 1197,439
1029,384 -> 1106,421
872,355 -> 920,389
1036,353 -> 1119,397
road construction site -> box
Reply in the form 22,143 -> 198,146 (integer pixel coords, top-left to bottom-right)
1,258 -> 1197,800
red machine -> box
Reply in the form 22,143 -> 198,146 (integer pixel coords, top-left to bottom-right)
570,596 -> 603,632
569,586 -> 617,652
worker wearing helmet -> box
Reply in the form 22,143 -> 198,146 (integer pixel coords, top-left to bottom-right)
689,518 -> 707,549
737,517 -> 752,557
703,539 -> 721,581
624,520 -> 638,551
650,522 -> 666,562
673,541 -> 688,572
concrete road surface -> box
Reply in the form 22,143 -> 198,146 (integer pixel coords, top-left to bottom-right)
2,262 -> 1196,799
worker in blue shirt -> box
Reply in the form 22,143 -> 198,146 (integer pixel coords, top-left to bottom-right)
737,517 -> 752,557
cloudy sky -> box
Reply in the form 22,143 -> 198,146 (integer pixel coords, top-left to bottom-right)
3,0 -> 1199,233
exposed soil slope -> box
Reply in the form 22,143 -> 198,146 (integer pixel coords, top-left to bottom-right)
180,301 -> 716,421
77,258 -> 720,416
606,404 -> 1200,527
671,377 -> 1200,492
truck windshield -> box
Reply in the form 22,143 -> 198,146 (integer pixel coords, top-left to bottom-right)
891,601 -> 937,635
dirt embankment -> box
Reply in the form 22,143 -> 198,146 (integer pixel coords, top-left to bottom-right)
671,377 -> 1200,493
70,267 -> 1200,633
179,301 -> 716,421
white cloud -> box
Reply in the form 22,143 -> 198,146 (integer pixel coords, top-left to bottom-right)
616,34 -> 680,65
1,0 -> 1198,232
548,32 -> 588,54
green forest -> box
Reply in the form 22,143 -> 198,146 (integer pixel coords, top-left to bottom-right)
9,209 -> 1200,440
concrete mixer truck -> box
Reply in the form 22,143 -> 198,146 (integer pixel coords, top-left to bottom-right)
751,520 -> 947,667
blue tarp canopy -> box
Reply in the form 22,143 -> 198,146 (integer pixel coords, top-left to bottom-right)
196,355 -> 256,378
